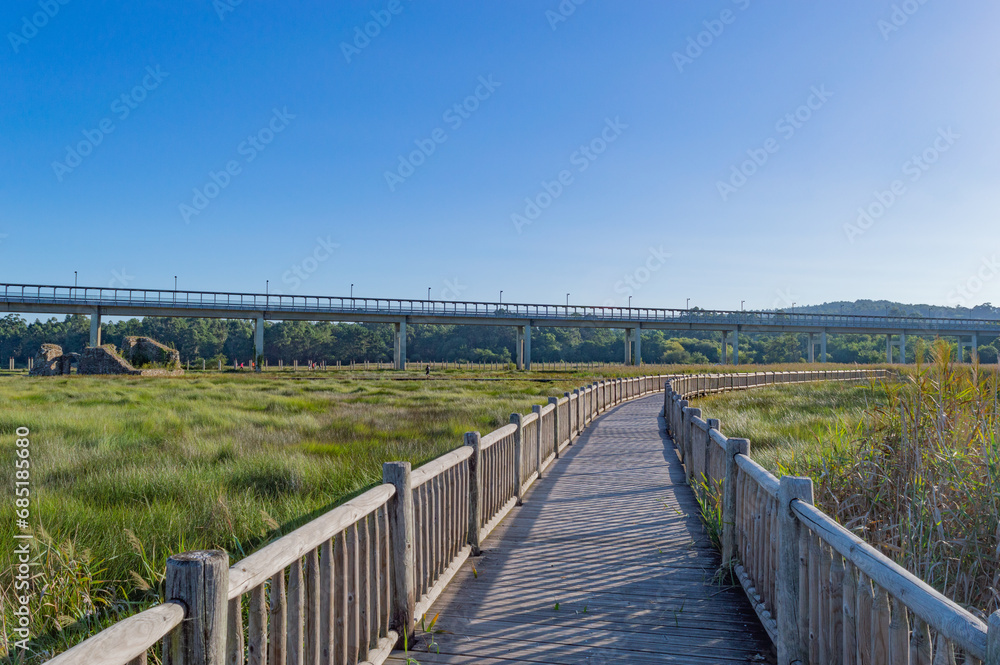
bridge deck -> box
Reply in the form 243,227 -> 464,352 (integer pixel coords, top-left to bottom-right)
387,394 -> 774,664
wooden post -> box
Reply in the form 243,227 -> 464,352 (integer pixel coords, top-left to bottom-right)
382,461 -> 415,637
573,389 -> 581,439
988,610 -> 1000,665
722,437 -> 749,568
532,405 -> 543,478
548,397 -> 560,459
511,413 -> 524,505
777,476 -> 814,665
465,432 -> 483,555
163,550 -> 228,665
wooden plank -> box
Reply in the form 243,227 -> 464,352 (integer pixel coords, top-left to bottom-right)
304,548 -> 320,665
248,584 -> 267,665
287,559 -> 304,665
269,571 -> 287,665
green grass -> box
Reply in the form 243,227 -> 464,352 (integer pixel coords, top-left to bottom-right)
0,361 -> 887,660
692,380 -> 886,472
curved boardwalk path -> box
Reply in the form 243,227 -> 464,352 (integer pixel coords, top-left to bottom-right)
387,394 -> 774,664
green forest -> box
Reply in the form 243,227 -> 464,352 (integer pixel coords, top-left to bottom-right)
3,298 -> 999,366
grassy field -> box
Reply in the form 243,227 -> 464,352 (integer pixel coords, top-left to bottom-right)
692,380 -> 886,473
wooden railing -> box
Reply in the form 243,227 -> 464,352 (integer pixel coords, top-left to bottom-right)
42,374 -> 668,665
664,369 -> 1000,665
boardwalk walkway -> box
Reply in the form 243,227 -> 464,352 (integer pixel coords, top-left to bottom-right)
387,394 -> 774,664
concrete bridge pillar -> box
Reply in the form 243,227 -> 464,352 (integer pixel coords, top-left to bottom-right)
516,326 -> 529,370
623,328 -> 632,365
900,332 -> 906,364
721,331 -> 728,364
972,333 -> 978,363
732,329 -> 740,365
89,308 -> 102,347
633,326 -> 641,366
394,320 -> 407,370
886,335 -> 892,363
524,322 -> 532,370
820,330 -> 827,363
254,315 -> 265,372
807,333 -> 815,363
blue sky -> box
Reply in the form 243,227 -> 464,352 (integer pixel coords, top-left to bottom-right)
2,0 -> 999,311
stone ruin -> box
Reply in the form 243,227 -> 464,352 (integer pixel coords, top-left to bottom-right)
28,337 -> 183,377
120,336 -> 182,371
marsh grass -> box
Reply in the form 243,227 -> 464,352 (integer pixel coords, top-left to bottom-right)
0,362 -> 883,660
695,349 -> 1000,617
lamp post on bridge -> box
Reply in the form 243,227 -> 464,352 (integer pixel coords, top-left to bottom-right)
741,300 -> 745,311
686,298 -> 690,310
499,290 -> 503,306
628,295 -> 632,309
350,283 -> 353,298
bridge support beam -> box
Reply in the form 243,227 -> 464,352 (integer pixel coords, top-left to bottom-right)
394,320 -> 407,370
886,335 -> 892,363
516,325 -> 531,370
89,309 -> 102,347
254,315 -> 264,372
972,333 -> 978,363
821,330 -> 827,363
721,331 -> 728,364
623,329 -> 632,365
732,329 -> 740,365
524,322 -> 531,370
633,326 -> 641,366
900,332 -> 906,364
807,333 -> 815,363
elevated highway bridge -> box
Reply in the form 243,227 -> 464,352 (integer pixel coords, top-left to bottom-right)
2,282 -> 995,368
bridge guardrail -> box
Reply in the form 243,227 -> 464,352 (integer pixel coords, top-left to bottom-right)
4,282 -> 1000,332
664,369 -> 1000,664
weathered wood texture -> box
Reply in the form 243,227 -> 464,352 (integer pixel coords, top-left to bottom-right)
386,394 -> 774,664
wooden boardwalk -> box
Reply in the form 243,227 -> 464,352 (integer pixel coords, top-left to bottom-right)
387,394 -> 774,664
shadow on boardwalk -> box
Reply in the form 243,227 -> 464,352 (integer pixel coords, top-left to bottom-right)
388,395 -> 775,664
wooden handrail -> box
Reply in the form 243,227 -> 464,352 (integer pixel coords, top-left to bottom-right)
44,602 -> 185,665
228,484 -> 395,599
792,499 -> 989,660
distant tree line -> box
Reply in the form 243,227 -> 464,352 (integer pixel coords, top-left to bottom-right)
2,312 -> 997,366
